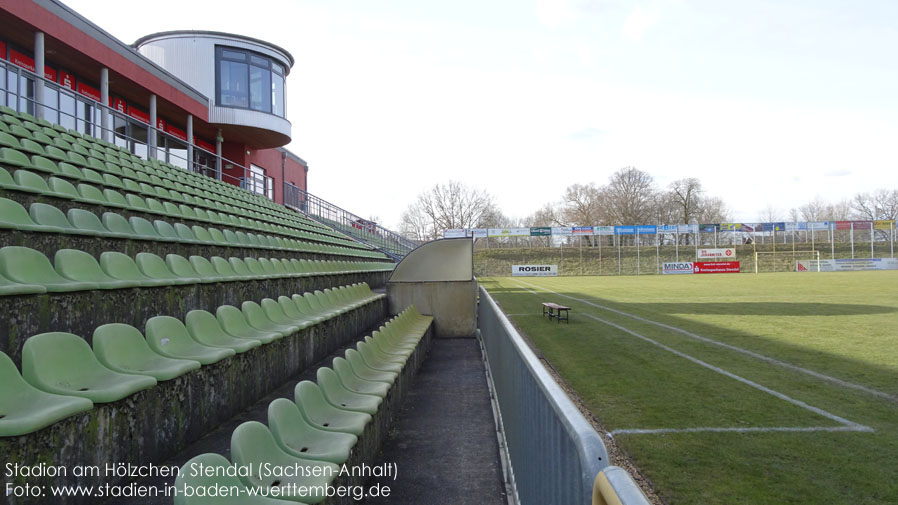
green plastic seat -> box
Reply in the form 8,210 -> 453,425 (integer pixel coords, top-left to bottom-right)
0,147 -> 38,169
207,256 -> 247,281
291,295 -> 327,324
331,357 -> 390,397
344,349 -> 396,385
54,249 -> 139,289
65,209 -> 127,239
92,324 -> 200,381
267,397 -> 357,465
22,332 -> 157,403
0,167 -> 17,189
222,229 -> 241,245
144,315 -> 235,365
185,310 -> 261,353
101,212 -> 143,238
242,301 -> 299,336
136,252 -> 199,285
30,202 -> 99,236
128,216 -> 172,242
0,197 -> 59,232
189,256 -> 228,282
366,333 -> 412,361
276,296 -> 319,327
100,251 -> 171,287
165,254 -> 216,284
173,223 -> 203,243
173,453 -> 289,505
215,305 -> 280,344
305,292 -> 341,318
206,227 -> 228,245
153,220 -> 184,242
0,246 -> 99,292
243,257 -> 276,279
102,189 -> 130,209
30,155 -> 60,174
190,225 -> 215,244
0,351 -> 93,436
79,167 -> 104,185
261,298 -> 312,331
228,257 -> 255,278
13,169 -> 67,197
316,367 -> 381,415
293,381 -> 371,436
230,421 -> 338,504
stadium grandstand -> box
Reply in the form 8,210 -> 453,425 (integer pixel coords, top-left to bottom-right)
0,1 -> 649,504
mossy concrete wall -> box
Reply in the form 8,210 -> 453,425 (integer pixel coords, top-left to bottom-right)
0,272 -> 390,366
1,297 -> 391,505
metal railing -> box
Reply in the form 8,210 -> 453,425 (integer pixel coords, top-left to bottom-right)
478,286 -> 650,505
0,60 -> 275,199
284,181 -> 417,259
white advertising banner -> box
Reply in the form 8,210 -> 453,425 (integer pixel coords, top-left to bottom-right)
663,262 -> 694,275
697,248 -> 737,259
678,224 -> 699,234
797,258 -> 898,272
512,264 -> 558,277
593,226 -> 614,235
443,229 -> 468,238
471,228 -> 488,238
808,221 -> 832,231
489,228 -> 530,237
551,227 -> 573,235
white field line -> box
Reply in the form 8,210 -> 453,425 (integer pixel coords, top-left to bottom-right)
515,280 -> 898,403
511,281 -> 874,434
608,425 -> 871,438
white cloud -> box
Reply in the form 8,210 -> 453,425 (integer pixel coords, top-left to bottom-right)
622,5 -> 661,41
535,0 -> 577,29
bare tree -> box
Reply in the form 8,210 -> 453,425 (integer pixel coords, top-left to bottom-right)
696,196 -> 731,224
798,196 -> 830,221
852,189 -> 898,221
559,183 -> 603,225
602,166 -> 657,225
758,204 -> 782,223
400,181 -> 499,240
668,178 -> 704,224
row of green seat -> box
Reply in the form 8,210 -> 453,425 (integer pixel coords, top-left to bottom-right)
0,245 -> 393,295
0,197 -> 388,259
173,307 -> 432,505
0,108 -> 351,244
0,283 -> 383,437
0,162 -> 374,253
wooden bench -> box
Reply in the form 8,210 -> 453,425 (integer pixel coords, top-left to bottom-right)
542,302 -> 571,323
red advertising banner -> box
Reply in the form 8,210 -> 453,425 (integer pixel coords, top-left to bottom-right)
0,41 -> 6,60
195,138 -> 215,152
165,123 -> 187,141
9,49 -> 34,72
852,220 -> 872,228
128,106 -> 149,124
111,97 -> 126,113
77,81 -> 101,102
835,221 -> 851,230
693,261 -> 740,274
59,71 -> 75,90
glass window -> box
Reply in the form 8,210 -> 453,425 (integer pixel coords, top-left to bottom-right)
249,64 -> 271,112
42,86 -> 58,124
0,65 -> 6,107
114,114 -> 128,148
219,60 -> 248,108
76,98 -> 94,136
216,46 -> 286,116
249,165 -> 266,196
131,122 -> 148,159
168,138 -> 188,169
7,68 -> 18,111
59,90 -> 75,131
272,72 -> 285,117
19,75 -> 34,115
266,175 -> 274,200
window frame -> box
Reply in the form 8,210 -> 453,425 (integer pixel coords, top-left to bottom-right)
214,45 -> 286,117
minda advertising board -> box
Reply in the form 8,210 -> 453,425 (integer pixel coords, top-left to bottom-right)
512,265 -> 558,277
663,262 -> 694,274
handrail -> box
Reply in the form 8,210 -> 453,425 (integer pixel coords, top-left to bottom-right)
283,181 -> 416,258
592,467 -> 651,505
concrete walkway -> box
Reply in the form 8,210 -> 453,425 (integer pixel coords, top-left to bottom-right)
363,337 -> 507,504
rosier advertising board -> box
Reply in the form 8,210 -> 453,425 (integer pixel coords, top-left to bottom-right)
512,265 -> 558,277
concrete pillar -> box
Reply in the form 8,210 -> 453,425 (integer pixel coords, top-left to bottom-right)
149,94 -> 157,160
186,114 -> 194,172
100,67 -> 109,143
34,32 -> 45,120
215,130 -> 223,180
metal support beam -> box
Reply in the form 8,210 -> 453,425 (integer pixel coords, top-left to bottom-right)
100,67 -> 109,143
186,114 -> 194,172
148,94 -> 157,160
215,129 -> 223,180
34,32 -> 45,120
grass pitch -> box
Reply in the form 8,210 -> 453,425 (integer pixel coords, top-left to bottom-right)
479,271 -> 898,505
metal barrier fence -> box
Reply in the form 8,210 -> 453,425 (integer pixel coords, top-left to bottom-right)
284,181 -> 417,259
478,286 -> 650,505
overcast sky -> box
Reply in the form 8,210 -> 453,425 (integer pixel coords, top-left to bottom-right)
63,0 -> 898,229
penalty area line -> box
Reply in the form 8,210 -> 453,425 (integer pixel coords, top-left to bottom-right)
514,280 -> 898,404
